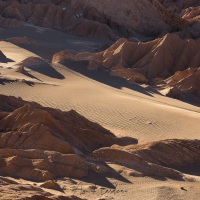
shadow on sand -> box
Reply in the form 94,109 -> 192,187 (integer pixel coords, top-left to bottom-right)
26,62 -> 65,80
20,70 -> 42,82
0,57 -> 15,63
79,162 -> 132,189
175,165 -> 200,177
60,60 -> 160,97
59,60 -> 200,107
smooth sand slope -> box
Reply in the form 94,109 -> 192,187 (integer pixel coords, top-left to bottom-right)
0,25 -> 200,144
0,25 -> 200,200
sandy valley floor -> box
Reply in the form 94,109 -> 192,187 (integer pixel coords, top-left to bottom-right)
0,25 -> 200,143
0,25 -> 200,200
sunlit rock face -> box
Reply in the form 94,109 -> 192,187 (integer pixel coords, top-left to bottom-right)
52,33 -> 200,101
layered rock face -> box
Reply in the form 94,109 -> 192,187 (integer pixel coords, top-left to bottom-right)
0,15 -> 22,27
79,0 -> 186,36
160,0 -> 200,13
0,0 -> 188,40
0,95 -> 137,154
0,95 -> 200,197
0,0 -> 117,40
0,95 -> 137,182
166,67 -> 200,99
90,139 -> 200,178
160,0 -> 200,39
3,0 -> 200,40
52,33 -> 200,100
0,149 -> 88,181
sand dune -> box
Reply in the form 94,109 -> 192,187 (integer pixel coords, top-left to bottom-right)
0,18 -> 200,200
1,95 -> 200,200
1,58 -> 200,143
0,30 -> 200,143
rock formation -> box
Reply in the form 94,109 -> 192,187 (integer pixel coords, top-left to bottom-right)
6,36 -> 33,45
165,67 -> 200,99
53,34 -> 199,81
16,65 -> 26,73
40,180 -> 63,191
0,0 -> 189,40
1,95 -> 200,198
0,95 -> 137,155
52,33 -> 200,100
159,0 -> 200,39
89,139 -> 200,178
0,0 -> 199,41
0,95 -> 138,181
160,0 -> 200,13
0,15 -> 22,27
0,1 -> 200,199
0,148 -> 88,181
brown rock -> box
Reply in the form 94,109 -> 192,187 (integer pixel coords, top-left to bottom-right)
40,180 -> 63,191
16,66 -> 26,73
53,34 -> 200,85
160,0 -> 200,13
89,139 -> 200,179
166,67 -> 200,99
0,0 -> 189,39
0,95 -> 137,153
0,15 -> 22,27
6,36 -> 33,45
0,148 -> 88,181
90,147 -> 183,179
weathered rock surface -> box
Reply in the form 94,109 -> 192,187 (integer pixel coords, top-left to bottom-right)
40,180 -> 63,191
0,0 -> 188,40
1,95 -> 200,197
0,95 -> 137,154
121,139 -> 200,168
6,36 -> 33,45
0,148 -> 89,181
90,139 -> 200,178
52,34 -> 200,85
160,0 -> 200,39
166,67 -> 200,99
0,95 -> 138,182
0,15 -> 22,27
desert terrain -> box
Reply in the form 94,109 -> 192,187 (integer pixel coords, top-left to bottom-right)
0,0 -> 200,200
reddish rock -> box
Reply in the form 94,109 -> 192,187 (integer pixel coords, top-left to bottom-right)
52,34 -> 200,85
